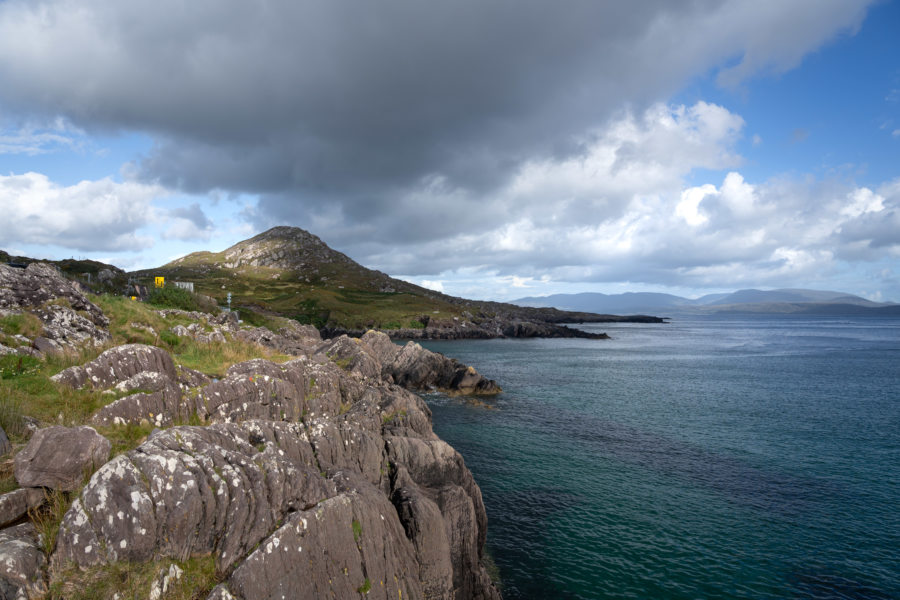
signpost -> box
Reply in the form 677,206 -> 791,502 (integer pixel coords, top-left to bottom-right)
154,277 -> 165,288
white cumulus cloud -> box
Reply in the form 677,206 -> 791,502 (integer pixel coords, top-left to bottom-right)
0,172 -> 164,251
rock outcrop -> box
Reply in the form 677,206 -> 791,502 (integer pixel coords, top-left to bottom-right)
0,262 -> 110,353
0,261 -> 504,598
37,325 -> 502,598
49,331 -> 502,599
0,489 -> 44,529
51,344 -> 177,390
360,332 -> 502,395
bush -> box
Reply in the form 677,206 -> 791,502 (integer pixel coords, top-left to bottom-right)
146,286 -> 199,312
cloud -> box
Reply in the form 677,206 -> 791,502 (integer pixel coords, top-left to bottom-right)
0,172 -> 163,251
418,280 -> 445,293
834,181 -> 900,254
0,0 -> 889,296
337,101 -> 748,274
0,0 -> 875,229
713,0 -> 868,88
0,117 -> 87,155
163,202 -> 214,241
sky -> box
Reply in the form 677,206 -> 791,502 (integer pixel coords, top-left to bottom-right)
0,0 -> 898,302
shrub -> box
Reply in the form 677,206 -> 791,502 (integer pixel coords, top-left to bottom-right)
146,286 -> 199,312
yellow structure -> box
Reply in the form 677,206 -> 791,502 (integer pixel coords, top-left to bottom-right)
131,296 -> 137,301
154,277 -> 165,288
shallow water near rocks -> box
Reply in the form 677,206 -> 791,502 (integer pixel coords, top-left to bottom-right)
419,315 -> 900,600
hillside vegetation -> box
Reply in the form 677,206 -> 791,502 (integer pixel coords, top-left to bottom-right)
131,226 -> 652,335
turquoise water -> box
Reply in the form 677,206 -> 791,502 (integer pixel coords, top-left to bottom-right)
419,316 -> 900,599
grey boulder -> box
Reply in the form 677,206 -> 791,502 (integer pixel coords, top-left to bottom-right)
14,426 -> 111,491
0,523 -> 46,599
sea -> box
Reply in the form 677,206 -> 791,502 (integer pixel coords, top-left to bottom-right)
417,315 -> 900,600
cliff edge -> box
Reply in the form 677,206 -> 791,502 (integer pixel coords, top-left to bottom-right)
0,262 -> 502,599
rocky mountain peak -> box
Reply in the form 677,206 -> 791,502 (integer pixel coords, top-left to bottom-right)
222,226 -> 353,271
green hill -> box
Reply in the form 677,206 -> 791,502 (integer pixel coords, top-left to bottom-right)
131,226 -> 657,335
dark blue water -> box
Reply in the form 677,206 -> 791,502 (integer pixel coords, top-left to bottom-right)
419,316 -> 900,599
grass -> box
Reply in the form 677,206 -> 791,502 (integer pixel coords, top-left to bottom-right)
133,254 -> 467,331
94,294 -> 195,345
351,518 -> 362,542
0,391 -> 27,438
0,295 -> 293,437
0,312 -> 45,339
30,487 -> 72,556
173,340 -> 291,378
0,354 -> 42,380
381,409 -> 407,425
0,349 -> 111,432
96,422 -> 157,457
0,455 -> 17,494
49,555 -> 220,600
357,577 -> 371,594
95,294 -> 292,377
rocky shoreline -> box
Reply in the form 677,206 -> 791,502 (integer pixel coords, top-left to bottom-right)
322,312 -> 666,341
0,263 -> 503,599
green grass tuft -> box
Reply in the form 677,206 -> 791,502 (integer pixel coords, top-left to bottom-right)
351,518 -> 362,542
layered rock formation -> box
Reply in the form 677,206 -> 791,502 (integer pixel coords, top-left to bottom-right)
1,262 -> 506,598
0,262 -> 110,355
50,331 -> 501,599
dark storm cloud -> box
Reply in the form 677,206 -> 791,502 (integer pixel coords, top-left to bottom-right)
2,0 -> 890,295
0,0 -> 872,244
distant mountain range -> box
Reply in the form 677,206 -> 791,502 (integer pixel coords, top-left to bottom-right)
514,289 -> 900,316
